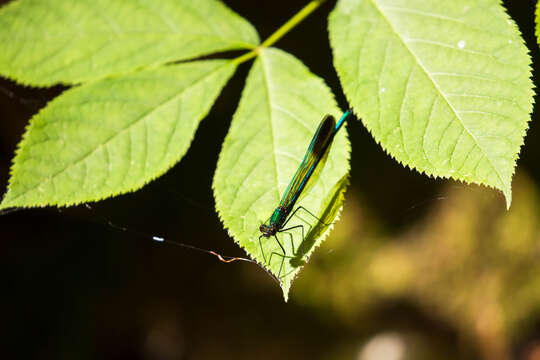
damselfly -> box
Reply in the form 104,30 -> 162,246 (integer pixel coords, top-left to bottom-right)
259,110 -> 351,278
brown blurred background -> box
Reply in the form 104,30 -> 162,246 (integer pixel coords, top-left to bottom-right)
1,0 -> 539,359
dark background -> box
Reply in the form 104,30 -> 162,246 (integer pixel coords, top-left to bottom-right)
1,1 -> 539,359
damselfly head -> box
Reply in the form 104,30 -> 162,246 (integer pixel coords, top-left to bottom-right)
259,223 -> 276,237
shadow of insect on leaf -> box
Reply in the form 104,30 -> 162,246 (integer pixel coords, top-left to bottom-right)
286,174 -> 350,269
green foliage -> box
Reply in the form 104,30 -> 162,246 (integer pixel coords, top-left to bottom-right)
0,0 -> 535,297
536,0 -> 540,45
1,60 -> 236,208
213,48 -> 350,299
0,0 -> 258,85
329,0 -> 534,208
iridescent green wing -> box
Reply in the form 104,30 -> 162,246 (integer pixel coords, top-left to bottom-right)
278,115 -> 336,213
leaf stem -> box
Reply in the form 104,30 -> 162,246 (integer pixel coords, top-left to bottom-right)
261,0 -> 327,48
231,50 -> 258,65
233,0 -> 326,65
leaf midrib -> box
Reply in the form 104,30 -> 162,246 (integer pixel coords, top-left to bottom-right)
3,33 -> 256,48
259,52 -> 282,203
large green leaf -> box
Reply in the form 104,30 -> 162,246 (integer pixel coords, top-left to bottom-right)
536,0 -> 540,46
213,48 -> 350,299
329,0 -> 533,208
1,60 -> 236,208
0,0 -> 258,86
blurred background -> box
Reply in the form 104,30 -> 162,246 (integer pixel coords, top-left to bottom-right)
1,0 -> 539,359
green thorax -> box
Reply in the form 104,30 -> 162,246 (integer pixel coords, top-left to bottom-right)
269,207 -> 288,228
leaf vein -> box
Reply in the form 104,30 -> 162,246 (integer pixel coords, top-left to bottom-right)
422,95 -> 438,168
377,40 -> 391,135
397,65 -> 414,160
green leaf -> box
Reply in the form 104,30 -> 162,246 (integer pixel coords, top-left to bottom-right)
213,48 -> 350,300
1,60 -> 236,208
329,0 -> 534,208
0,0 -> 258,86
536,0 -> 540,45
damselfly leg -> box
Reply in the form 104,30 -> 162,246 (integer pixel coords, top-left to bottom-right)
259,205 -> 332,279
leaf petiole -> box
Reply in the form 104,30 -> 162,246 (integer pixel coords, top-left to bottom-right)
233,0 -> 327,65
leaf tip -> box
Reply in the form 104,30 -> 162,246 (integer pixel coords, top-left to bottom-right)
504,189 -> 512,210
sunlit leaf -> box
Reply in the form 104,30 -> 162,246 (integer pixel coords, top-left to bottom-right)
329,0 -> 534,208
536,0 -> 540,46
213,48 -> 350,299
1,60 -> 236,208
0,0 -> 258,85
